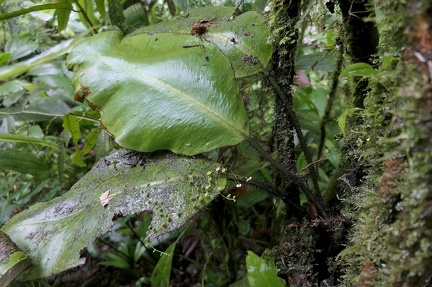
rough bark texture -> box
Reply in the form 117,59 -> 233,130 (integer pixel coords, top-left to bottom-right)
271,0 -> 299,177
339,0 -> 432,286
270,0 -> 312,284
272,0 -> 432,285
270,0 -> 346,285
338,0 -> 379,108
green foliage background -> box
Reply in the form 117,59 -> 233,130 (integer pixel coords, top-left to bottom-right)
3,0 -> 429,286
0,0 -> 344,286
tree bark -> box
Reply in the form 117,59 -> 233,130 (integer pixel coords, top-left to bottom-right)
339,1 -> 432,286
338,0 -> 379,108
273,0 -> 432,286
270,0 -> 338,285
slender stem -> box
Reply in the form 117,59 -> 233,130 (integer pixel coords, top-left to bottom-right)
125,220 -> 157,265
246,137 -> 298,183
318,43 -> 344,158
73,0 -> 97,35
268,76 -> 323,204
246,137 -> 327,217
97,237 -> 131,262
165,0 -> 176,17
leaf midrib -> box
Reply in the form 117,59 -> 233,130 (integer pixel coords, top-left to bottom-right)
96,55 -> 248,138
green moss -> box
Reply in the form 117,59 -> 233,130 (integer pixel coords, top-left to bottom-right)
339,0 -> 432,285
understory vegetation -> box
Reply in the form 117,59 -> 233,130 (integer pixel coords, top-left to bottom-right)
0,0 -> 431,286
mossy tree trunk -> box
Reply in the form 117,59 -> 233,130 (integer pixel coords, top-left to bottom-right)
338,0 -> 379,108
272,0 -> 432,285
339,0 -> 432,285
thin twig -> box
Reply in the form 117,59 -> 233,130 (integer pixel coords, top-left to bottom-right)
246,137 -> 327,217
125,220 -> 157,265
97,237 -> 132,262
301,148 -> 335,172
73,0 -> 97,35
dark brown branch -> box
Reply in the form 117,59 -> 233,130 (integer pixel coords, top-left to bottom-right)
268,76 -> 325,210
246,137 -> 327,217
165,0 -> 176,17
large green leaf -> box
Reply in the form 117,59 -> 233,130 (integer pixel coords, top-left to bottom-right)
202,11 -> 273,78
131,6 -> 236,35
1,149 -> 226,280
66,31 -> 249,155
134,7 -> 273,78
66,7 -> 273,155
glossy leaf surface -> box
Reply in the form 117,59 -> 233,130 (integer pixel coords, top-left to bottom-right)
245,251 -> 285,287
134,7 -> 273,78
202,11 -> 272,78
67,31 -> 249,155
132,7 -> 236,35
339,62 -> 378,78
2,149 -> 226,280
66,7 -> 273,155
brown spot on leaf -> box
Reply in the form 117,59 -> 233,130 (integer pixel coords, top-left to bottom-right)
191,20 -> 212,36
74,85 -> 92,103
